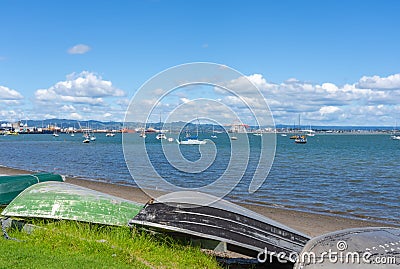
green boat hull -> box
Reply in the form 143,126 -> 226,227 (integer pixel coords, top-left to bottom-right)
0,173 -> 64,205
1,181 -> 144,226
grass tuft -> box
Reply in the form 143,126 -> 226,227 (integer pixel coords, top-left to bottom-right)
0,217 -> 222,269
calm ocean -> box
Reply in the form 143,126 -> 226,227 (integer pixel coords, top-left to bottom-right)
1,132 -> 399,225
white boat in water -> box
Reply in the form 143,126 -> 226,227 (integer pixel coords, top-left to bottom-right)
211,125 -> 217,138
177,120 -> 206,145
156,133 -> 167,140
176,137 -> 206,145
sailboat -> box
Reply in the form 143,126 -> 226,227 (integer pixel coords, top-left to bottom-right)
390,121 -> 400,140
391,135 -> 400,140
52,125 -> 59,137
177,119 -> 206,145
89,126 -> 96,141
156,113 -> 167,140
82,135 -> 90,143
83,129 -> 90,143
211,124 -> 217,138
70,123 -> 76,136
294,114 -> 307,144
105,127 -> 115,137
139,128 -> 146,138
306,125 -> 315,136
81,123 -> 91,143
167,123 -> 174,142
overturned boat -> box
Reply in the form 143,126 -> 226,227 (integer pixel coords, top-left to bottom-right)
2,181 -> 144,226
294,227 -> 400,269
0,173 -> 64,205
129,191 -> 310,261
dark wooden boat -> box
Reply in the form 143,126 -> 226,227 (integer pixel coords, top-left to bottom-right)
129,193 -> 310,261
294,227 -> 400,268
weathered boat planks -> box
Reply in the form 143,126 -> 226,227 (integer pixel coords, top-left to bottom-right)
129,195 -> 310,260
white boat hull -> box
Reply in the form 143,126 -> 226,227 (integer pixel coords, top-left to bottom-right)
176,139 -> 206,145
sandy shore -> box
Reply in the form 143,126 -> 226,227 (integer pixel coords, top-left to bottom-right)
1,165 -> 398,237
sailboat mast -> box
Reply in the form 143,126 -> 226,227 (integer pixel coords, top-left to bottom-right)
298,114 -> 301,130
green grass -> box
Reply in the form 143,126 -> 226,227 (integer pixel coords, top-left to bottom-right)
0,218 -> 222,269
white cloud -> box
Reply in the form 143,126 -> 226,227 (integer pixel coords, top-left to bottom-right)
319,106 -> 341,115
67,44 -> 91,55
69,112 -> 83,120
0,85 -> 24,100
180,97 -> 190,103
6,69 -> 400,126
246,74 -> 268,89
61,105 -> 76,112
357,74 -> 400,90
35,71 -> 125,103
0,109 -> 23,122
217,72 -> 400,126
31,71 -> 127,121
124,72 -> 400,126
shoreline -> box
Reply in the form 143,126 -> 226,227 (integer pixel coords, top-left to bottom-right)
1,165 -> 398,237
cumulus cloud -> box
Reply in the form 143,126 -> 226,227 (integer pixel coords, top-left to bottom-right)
67,44 -> 91,54
319,106 -> 341,115
357,74 -> 400,90
35,71 -> 125,103
0,109 -> 21,121
215,72 -> 400,126
31,71 -> 127,121
127,72 -> 400,126
0,85 -> 24,100
69,112 -> 83,120
12,69 -> 400,126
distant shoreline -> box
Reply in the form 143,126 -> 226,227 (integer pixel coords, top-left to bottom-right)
2,118 -> 400,136
1,164 -> 398,238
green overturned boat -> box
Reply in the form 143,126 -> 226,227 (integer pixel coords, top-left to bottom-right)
0,173 -> 65,205
1,181 -> 144,226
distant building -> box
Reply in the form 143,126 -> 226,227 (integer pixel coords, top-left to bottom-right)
228,123 -> 249,133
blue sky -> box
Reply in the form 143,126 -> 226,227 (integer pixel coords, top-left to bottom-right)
1,0 -> 400,126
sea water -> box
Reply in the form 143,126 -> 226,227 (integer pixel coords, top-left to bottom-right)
0,133 -> 399,224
